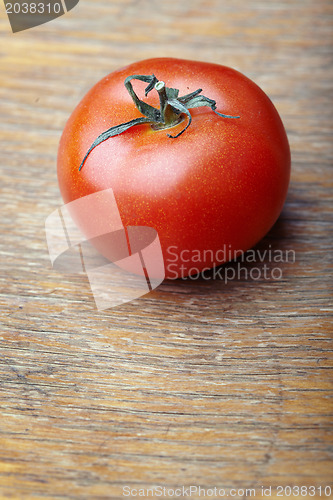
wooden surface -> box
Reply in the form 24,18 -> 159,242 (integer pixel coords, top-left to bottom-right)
0,0 -> 332,498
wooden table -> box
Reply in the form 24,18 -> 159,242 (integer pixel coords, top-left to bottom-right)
1,1 -> 332,498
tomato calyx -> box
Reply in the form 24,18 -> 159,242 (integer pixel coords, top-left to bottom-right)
79,74 -> 239,171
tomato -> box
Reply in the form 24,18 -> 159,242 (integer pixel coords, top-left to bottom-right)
57,57 -> 290,279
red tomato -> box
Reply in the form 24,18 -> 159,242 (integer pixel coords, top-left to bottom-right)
57,57 -> 290,279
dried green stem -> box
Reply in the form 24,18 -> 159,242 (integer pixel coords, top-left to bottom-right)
79,73 -> 239,171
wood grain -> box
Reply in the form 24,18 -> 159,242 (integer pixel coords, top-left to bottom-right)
0,0 -> 332,498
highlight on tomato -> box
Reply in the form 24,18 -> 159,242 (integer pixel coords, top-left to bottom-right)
57,57 -> 291,279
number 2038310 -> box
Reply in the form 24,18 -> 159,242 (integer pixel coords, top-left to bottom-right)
5,3 -> 62,14
275,486 -> 332,496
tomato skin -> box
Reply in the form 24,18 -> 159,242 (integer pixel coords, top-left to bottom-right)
57,58 -> 290,279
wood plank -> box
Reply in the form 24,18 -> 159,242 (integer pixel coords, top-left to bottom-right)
0,0 -> 332,498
